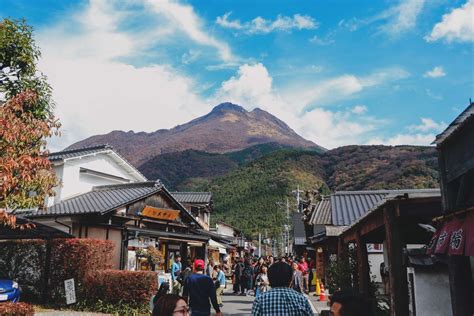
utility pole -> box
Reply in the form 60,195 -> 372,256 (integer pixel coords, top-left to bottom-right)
258,232 -> 262,257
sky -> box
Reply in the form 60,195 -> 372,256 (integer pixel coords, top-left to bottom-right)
1,0 -> 473,150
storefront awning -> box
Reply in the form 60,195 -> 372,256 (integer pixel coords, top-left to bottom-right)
426,211 -> 474,256
127,227 -> 209,244
208,239 -> 228,254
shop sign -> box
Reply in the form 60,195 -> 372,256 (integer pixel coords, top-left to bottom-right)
141,206 -> 180,221
129,237 -> 154,248
64,278 -> 76,305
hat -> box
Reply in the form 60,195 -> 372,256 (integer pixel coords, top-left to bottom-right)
194,259 -> 205,269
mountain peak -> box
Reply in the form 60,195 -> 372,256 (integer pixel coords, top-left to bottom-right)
211,102 -> 247,114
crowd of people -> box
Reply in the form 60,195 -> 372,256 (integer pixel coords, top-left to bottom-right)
151,254 -> 370,316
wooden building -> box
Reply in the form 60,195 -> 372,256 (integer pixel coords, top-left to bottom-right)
26,181 -> 209,272
432,101 -> 474,316
338,190 -> 443,316
171,192 -> 213,230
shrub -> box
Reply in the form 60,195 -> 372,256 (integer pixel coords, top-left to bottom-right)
0,240 -> 47,301
49,238 -> 114,303
0,302 -> 34,316
84,270 -> 158,305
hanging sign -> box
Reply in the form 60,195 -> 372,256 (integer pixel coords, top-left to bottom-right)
141,206 -> 179,221
64,278 -> 76,305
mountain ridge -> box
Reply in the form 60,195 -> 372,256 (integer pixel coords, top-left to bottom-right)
66,102 -> 322,166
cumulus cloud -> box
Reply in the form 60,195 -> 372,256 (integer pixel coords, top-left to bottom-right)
212,63 -> 395,148
409,118 -> 447,132
39,0 -> 211,150
216,12 -> 318,34
425,0 -> 474,43
424,66 -> 446,78
368,117 -> 446,146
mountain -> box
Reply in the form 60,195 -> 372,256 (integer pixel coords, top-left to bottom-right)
66,102 -> 322,166
138,142 -> 301,190
183,145 -> 439,237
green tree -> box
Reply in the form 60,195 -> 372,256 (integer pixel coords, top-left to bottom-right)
0,18 -> 59,227
0,18 -> 53,118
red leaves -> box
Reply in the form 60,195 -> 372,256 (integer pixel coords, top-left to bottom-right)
0,90 -> 60,224
0,302 -> 34,315
84,270 -> 158,305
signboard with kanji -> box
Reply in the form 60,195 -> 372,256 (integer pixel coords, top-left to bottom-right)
141,206 -> 180,221
64,278 -> 76,305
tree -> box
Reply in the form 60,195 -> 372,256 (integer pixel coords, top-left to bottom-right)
0,18 -> 59,228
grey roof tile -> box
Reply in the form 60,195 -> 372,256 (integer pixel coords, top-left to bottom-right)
48,145 -> 112,161
171,192 -> 212,204
435,102 -> 474,145
30,181 -> 162,217
331,189 -> 440,226
309,197 -> 331,225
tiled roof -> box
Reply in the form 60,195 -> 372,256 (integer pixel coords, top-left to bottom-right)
48,145 -> 112,161
29,181 -> 163,217
171,192 -> 212,204
331,189 -> 440,226
309,197 -> 331,225
435,102 -> 474,145
292,213 -> 307,245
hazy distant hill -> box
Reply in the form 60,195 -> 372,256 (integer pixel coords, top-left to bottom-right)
66,102 -> 322,166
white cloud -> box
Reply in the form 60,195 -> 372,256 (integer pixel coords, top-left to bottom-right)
216,12 -> 318,34
339,0 -> 426,37
212,64 -> 388,148
352,105 -> 368,114
39,0 -> 211,150
409,118 -> 447,132
368,117 -> 446,146
424,66 -> 446,78
367,133 -> 436,146
309,35 -> 335,45
425,0 -> 474,43
145,0 -> 233,61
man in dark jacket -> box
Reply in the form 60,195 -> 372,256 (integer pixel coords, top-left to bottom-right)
233,257 -> 245,294
183,259 -> 222,316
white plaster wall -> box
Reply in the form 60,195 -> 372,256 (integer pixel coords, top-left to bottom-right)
412,267 -> 452,316
58,154 -> 135,201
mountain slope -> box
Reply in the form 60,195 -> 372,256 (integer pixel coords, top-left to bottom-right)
186,145 -> 439,237
66,103 -> 321,166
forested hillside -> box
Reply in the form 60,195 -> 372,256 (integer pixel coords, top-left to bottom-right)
186,145 -> 440,237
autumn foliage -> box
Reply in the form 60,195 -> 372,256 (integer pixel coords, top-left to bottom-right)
0,302 -> 34,316
84,270 -> 158,305
0,90 -> 60,226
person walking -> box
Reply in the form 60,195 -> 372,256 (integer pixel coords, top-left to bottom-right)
255,265 -> 270,298
291,262 -> 304,293
298,257 -> 309,294
171,255 -> 182,295
251,262 -> 313,315
233,257 -> 244,294
214,265 -> 226,307
183,259 -> 222,316
242,258 -> 254,295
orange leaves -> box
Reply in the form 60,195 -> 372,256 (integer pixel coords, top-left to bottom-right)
0,90 -> 60,225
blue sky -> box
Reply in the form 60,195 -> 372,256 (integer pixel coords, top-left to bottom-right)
1,0 -> 473,150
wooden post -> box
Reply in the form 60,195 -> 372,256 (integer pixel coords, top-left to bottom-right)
448,256 -> 473,316
383,203 -> 409,316
355,230 -> 370,296
337,237 -> 346,258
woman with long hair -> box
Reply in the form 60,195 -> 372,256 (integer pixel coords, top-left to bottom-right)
152,294 -> 189,316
